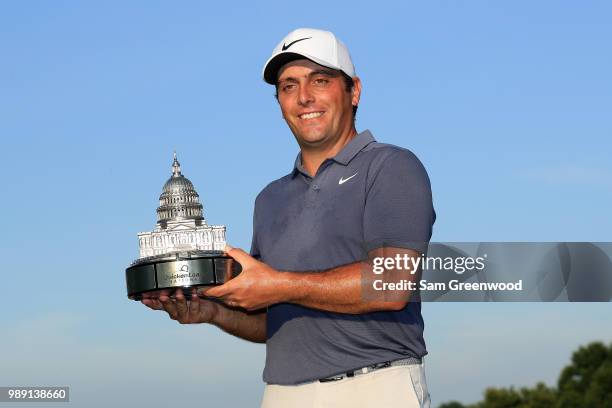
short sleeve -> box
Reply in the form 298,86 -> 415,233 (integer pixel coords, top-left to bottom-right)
363,149 -> 435,254
249,198 -> 261,260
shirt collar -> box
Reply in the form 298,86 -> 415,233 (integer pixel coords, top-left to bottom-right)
333,129 -> 376,165
291,130 -> 376,177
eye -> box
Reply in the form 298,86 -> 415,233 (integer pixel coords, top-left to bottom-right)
280,83 -> 297,93
313,78 -> 329,86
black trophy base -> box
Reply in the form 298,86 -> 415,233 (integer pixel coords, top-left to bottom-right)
125,250 -> 241,301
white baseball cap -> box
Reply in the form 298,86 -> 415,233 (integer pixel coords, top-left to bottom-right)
262,28 -> 355,84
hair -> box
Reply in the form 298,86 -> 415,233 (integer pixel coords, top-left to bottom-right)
341,73 -> 358,118
274,69 -> 358,120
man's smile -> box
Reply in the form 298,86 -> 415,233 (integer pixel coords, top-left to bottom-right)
298,111 -> 325,120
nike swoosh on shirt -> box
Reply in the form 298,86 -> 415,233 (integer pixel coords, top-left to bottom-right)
282,37 -> 311,51
339,172 -> 358,185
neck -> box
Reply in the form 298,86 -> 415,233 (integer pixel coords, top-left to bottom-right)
300,127 -> 358,176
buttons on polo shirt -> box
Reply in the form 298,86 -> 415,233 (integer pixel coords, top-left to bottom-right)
312,184 -> 320,191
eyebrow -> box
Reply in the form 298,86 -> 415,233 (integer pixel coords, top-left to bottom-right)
277,69 -> 340,85
310,69 -> 338,77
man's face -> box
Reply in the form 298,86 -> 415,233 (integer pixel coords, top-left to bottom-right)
276,59 -> 361,148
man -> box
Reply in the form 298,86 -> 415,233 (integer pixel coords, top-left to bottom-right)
142,28 -> 435,407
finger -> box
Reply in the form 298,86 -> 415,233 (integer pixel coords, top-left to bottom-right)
175,288 -> 184,300
203,283 -> 232,299
188,288 -> 201,321
160,295 -> 178,319
141,299 -> 163,311
226,299 -> 240,308
158,289 -> 171,302
175,288 -> 188,317
200,286 -> 214,297
150,298 -> 164,310
225,245 -> 254,267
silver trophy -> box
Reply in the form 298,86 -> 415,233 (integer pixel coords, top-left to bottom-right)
125,153 -> 241,300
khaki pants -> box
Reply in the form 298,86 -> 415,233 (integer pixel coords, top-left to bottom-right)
261,363 -> 430,408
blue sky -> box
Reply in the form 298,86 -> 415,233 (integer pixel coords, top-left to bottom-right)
1,1 -> 611,407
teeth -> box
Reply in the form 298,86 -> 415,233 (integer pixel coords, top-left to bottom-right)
300,112 -> 323,119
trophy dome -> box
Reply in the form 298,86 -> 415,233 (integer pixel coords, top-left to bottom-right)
161,174 -> 196,193
156,152 -> 204,224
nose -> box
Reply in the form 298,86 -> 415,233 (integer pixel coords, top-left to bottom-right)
297,82 -> 314,106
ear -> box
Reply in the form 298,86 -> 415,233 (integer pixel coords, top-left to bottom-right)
351,76 -> 362,107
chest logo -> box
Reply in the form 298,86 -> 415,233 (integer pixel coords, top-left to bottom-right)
339,172 -> 358,185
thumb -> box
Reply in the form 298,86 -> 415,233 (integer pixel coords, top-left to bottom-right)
224,244 -> 255,267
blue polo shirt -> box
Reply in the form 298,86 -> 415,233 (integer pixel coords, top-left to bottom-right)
251,130 -> 435,385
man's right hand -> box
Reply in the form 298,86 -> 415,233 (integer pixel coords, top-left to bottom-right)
141,288 -> 218,324
141,286 -> 267,343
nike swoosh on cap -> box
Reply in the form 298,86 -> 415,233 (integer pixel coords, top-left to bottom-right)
282,37 -> 311,51
339,173 -> 358,185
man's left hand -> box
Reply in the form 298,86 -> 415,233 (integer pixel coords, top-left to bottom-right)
202,245 -> 286,311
